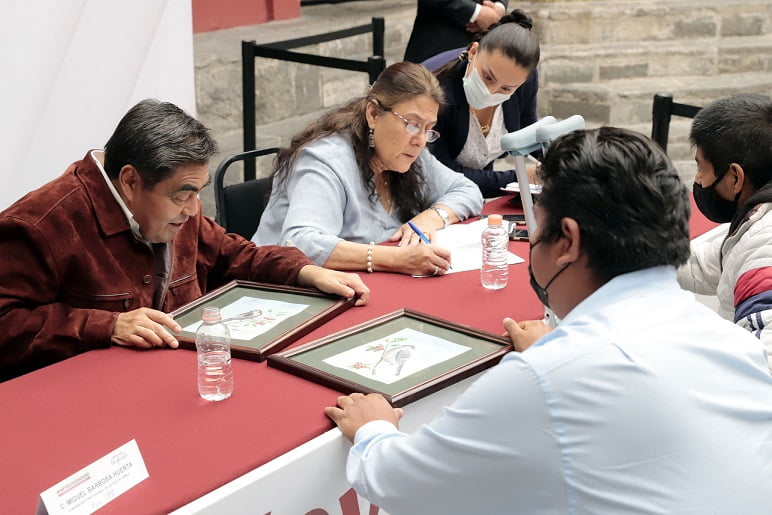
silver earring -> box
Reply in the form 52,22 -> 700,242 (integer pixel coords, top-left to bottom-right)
368,128 -> 375,148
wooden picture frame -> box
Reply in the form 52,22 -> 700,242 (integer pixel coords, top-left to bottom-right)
268,309 -> 512,407
170,280 -> 355,361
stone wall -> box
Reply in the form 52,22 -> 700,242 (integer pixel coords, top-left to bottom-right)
194,0 -> 772,217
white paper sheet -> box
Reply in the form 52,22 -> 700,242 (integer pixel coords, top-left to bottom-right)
433,219 -> 524,274
500,181 -> 542,195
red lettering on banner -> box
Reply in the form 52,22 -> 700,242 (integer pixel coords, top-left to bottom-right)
339,488 -> 359,515
303,488 -> 380,515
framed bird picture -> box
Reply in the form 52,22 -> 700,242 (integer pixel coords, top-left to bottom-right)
169,280 -> 355,362
267,309 -> 512,407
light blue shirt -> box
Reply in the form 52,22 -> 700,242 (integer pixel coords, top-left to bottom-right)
346,266 -> 772,514
252,134 -> 483,265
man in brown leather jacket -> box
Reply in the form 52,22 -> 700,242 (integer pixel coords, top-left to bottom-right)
0,99 -> 369,381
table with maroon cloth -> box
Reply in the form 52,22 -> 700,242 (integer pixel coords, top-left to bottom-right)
1,196 -> 715,514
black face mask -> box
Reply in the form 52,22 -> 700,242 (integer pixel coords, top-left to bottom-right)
693,175 -> 739,223
528,239 -> 571,310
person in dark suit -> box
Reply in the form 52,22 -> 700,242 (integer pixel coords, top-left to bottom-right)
429,10 -> 540,198
404,0 -> 508,64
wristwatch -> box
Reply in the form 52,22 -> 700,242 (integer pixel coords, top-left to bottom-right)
432,206 -> 451,229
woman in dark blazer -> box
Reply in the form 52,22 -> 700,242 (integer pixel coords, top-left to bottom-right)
428,10 -> 540,198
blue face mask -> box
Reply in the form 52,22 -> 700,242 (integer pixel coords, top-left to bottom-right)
528,239 -> 571,309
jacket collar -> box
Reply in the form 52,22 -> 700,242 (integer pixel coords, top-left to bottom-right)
76,151 -> 135,238
729,181 -> 772,236
448,58 -> 470,110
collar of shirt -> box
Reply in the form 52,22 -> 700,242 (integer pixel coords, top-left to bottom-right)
564,266 -> 678,322
529,266 -> 680,353
90,150 -> 144,240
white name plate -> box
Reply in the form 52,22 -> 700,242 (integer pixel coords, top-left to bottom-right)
36,439 -> 149,515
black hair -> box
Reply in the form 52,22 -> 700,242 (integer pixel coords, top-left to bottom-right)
536,127 -> 691,283
104,99 -> 217,188
690,94 -> 772,190
475,9 -> 540,70
435,9 -> 540,79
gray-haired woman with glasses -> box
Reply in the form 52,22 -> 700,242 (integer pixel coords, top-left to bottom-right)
253,61 -> 483,277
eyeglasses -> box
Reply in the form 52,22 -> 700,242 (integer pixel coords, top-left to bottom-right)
389,110 -> 441,143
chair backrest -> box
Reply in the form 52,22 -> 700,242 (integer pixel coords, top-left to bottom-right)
651,93 -> 702,153
421,47 -> 465,72
214,148 -> 279,240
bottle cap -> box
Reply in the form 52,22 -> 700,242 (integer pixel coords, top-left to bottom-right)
201,306 -> 222,322
487,214 -> 503,226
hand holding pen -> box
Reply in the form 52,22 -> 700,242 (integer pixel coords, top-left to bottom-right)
387,219 -> 452,275
394,219 -> 435,247
406,221 -> 432,245
406,221 -> 453,273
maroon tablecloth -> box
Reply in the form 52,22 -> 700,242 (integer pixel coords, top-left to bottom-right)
1,195 -> 716,514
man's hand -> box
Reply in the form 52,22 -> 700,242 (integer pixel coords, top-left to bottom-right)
325,392 -> 404,442
297,265 -> 371,306
503,317 -> 552,352
473,1 -> 505,32
112,307 -> 181,349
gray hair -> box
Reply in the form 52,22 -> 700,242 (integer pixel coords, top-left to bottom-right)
104,99 -> 217,188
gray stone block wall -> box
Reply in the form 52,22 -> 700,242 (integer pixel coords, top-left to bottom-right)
194,0 -> 416,217
194,0 -> 772,218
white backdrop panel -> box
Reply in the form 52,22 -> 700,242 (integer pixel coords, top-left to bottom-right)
0,0 -> 196,210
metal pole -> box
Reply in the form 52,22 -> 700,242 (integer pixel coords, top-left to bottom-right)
242,40 -> 257,181
651,93 -> 674,153
372,17 -> 385,58
368,56 -> 386,85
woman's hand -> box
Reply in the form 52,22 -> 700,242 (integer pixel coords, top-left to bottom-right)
391,222 -> 437,247
397,244 -> 452,277
390,206 -> 457,247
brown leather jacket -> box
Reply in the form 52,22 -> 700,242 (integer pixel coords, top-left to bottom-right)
0,152 -> 311,380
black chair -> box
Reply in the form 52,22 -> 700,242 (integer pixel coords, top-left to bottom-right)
651,93 -> 702,153
214,147 -> 279,239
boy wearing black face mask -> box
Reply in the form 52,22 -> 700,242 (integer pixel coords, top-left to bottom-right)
678,94 -> 772,372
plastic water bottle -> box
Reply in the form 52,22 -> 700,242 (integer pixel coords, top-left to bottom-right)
481,214 -> 509,290
196,306 -> 233,401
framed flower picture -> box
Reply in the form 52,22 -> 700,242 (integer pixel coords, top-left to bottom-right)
268,309 -> 512,407
170,280 -> 355,361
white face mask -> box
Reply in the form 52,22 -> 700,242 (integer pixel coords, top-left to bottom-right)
462,56 -> 513,109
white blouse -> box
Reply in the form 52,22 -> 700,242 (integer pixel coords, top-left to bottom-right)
455,105 -> 506,170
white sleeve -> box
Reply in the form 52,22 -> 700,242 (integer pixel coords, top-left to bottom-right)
344,354 -> 562,514
677,225 -> 728,295
468,3 -> 482,23
420,149 -> 483,220
277,148 -> 347,265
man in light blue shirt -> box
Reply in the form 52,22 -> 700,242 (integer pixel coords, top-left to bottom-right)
325,127 -> 772,514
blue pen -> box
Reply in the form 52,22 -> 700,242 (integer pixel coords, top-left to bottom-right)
407,220 -> 431,244
407,220 -> 453,271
